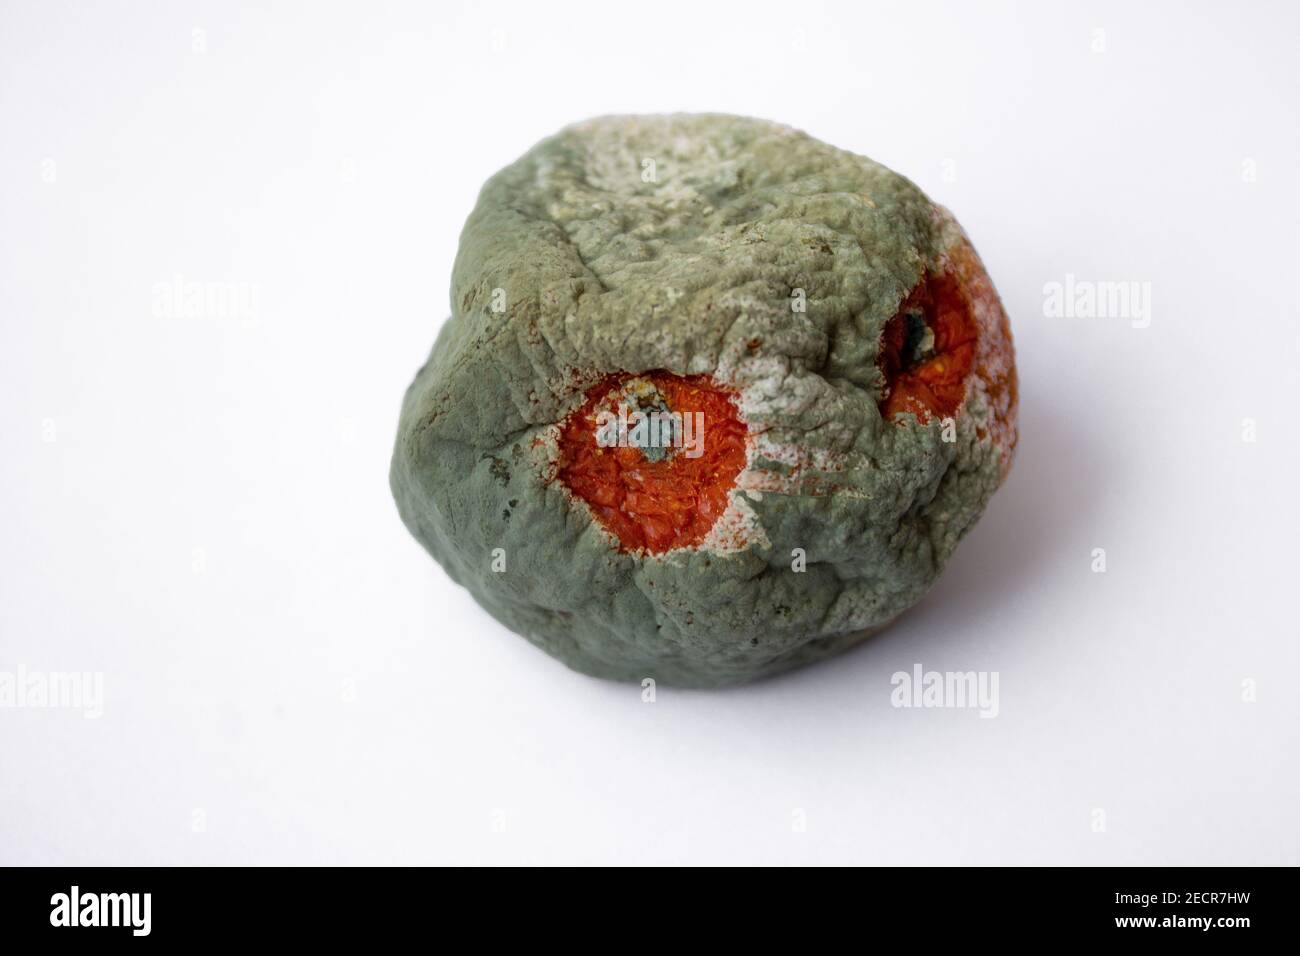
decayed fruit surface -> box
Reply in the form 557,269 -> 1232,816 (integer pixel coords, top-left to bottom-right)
391,114 -> 1017,687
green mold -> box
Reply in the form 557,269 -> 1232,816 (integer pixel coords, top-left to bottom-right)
391,114 -> 1018,687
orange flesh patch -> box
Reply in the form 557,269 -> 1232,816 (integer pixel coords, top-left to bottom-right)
878,270 -> 979,422
557,371 -> 748,554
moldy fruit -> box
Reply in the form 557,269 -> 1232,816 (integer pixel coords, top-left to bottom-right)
391,114 -> 1018,687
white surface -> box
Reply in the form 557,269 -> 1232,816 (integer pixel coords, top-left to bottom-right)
2,0 -> 1297,866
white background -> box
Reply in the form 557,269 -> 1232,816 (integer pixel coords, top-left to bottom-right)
2,0 -> 1297,865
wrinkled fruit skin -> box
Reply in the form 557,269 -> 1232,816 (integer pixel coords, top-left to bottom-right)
391,114 -> 1018,687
